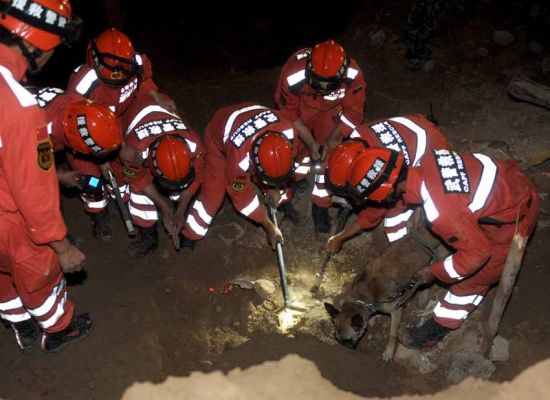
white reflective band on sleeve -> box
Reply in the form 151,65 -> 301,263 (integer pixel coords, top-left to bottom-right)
444,292 -> 483,306
169,194 -> 180,201
130,192 -> 155,205
0,66 -> 38,107
386,227 -> 408,242
350,129 -> 361,139
74,69 -> 98,95
193,201 -> 213,225
46,122 -> 52,135
389,117 -> 427,166
433,302 -> 469,320
73,65 -> 82,73
0,311 -> 32,323
135,54 -> 143,65
141,148 -> 149,159
223,105 -> 268,143
28,281 -> 63,317
185,139 -> 197,153
238,156 -> 250,172
282,128 -> 294,140
421,181 -> 439,222
468,153 -> 497,213
340,114 -> 357,129
443,255 -> 464,280
0,296 -> 23,310
286,70 -> 306,86
240,196 -> 261,217
295,166 -> 310,175
186,214 -> 208,236
126,105 -> 180,135
39,292 -> 67,329
281,193 -> 288,202
347,67 -> 359,79
315,174 -> 325,183
129,204 -> 158,220
0,138 -> 2,148
302,157 -> 311,163
85,199 -> 108,209
383,209 -> 414,227
312,185 -> 329,198
109,105 -> 116,112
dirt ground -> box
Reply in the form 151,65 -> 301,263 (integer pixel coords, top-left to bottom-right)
1,1 -> 550,399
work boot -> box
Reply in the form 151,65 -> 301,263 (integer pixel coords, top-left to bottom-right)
11,318 -> 40,350
178,232 -> 196,251
128,224 -> 159,258
41,313 -> 93,353
311,204 -> 331,233
399,318 -> 450,350
90,209 -> 112,242
280,202 -> 301,225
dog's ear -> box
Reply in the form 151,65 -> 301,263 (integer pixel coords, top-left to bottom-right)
324,302 -> 340,319
351,314 -> 364,331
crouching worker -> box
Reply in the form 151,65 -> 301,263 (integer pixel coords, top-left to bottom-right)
119,96 -> 204,258
327,147 -> 538,349
180,102 -> 297,249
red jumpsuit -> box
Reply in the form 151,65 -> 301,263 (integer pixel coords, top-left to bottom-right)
404,150 -> 539,329
0,45 -> 74,333
36,87 -> 128,213
352,114 -> 448,242
182,102 -> 295,241
120,96 -> 205,229
275,48 -> 366,206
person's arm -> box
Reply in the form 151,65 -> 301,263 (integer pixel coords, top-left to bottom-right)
294,119 -> 320,160
141,182 -> 174,232
338,64 -> 367,137
326,219 -> 363,254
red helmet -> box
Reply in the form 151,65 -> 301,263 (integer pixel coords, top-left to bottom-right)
346,148 -> 405,203
87,28 -> 138,86
325,139 -> 369,195
149,135 -> 195,191
0,0 -> 81,51
63,100 -> 122,155
306,40 -> 349,94
252,131 -> 294,186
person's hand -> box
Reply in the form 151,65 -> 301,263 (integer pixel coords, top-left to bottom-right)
98,161 -> 112,180
309,142 -> 321,162
158,96 -> 177,113
326,234 -> 344,254
57,169 -> 82,189
170,209 -> 186,238
266,189 -> 282,207
413,265 -> 435,285
160,206 -> 175,233
56,244 -> 86,273
265,222 -> 284,250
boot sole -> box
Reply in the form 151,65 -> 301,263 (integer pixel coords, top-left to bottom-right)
42,319 -> 95,354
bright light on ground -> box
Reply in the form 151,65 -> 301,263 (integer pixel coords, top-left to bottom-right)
277,308 -> 303,333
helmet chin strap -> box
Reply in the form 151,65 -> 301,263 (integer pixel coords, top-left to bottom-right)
15,39 -> 43,74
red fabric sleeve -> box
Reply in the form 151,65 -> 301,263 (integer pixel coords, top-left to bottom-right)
225,159 -> 267,223
338,65 -> 367,137
137,53 -> 159,95
274,65 -> 302,123
4,110 -> 67,244
356,206 -> 386,230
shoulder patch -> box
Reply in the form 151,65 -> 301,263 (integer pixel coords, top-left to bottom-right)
37,137 -> 54,172
231,179 -> 247,193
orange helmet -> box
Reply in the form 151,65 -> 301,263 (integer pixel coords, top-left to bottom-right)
325,139 -> 369,195
87,28 -> 138,86
306,40 -> 349,94
149,135 -> 195,191
63,100 -> 122,155
346,148 -> 405,203
0,0 -> 81,51
252,131 -> 294,186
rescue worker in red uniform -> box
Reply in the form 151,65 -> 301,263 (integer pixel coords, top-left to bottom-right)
333,147 -> 539,349
118,96 -> 205,258
324,114 -> 448,251
33,87 -> 123,241
67,28 -> 175,117
275,40 -> 366,233
0,0 -> 93,352
181,102 -> 296,249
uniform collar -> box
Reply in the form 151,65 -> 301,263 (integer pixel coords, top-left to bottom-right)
0,43 -> 29,82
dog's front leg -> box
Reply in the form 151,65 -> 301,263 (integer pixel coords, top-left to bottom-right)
382,307 -> 403,363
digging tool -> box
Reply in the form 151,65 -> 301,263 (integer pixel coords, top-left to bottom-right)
268,200 -> 306,312
107,170 -> 136,236
311,196 -> 352,292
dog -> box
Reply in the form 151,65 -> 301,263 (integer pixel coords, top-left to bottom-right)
325,209 -> 450,362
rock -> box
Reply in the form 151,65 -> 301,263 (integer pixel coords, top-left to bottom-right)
542,56 -> 550,75
367,29 -> 385,49
394,344 -> 438,374
493,30 -> 515,46
477,47 -> 489,58
422,60 -> 435,72
490,335 -> 510,362
447,352 -> 496,383
529,42 -> 543,54
253,279 -> 276,299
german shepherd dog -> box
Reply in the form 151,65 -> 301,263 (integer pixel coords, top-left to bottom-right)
325,210 -> 450,362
